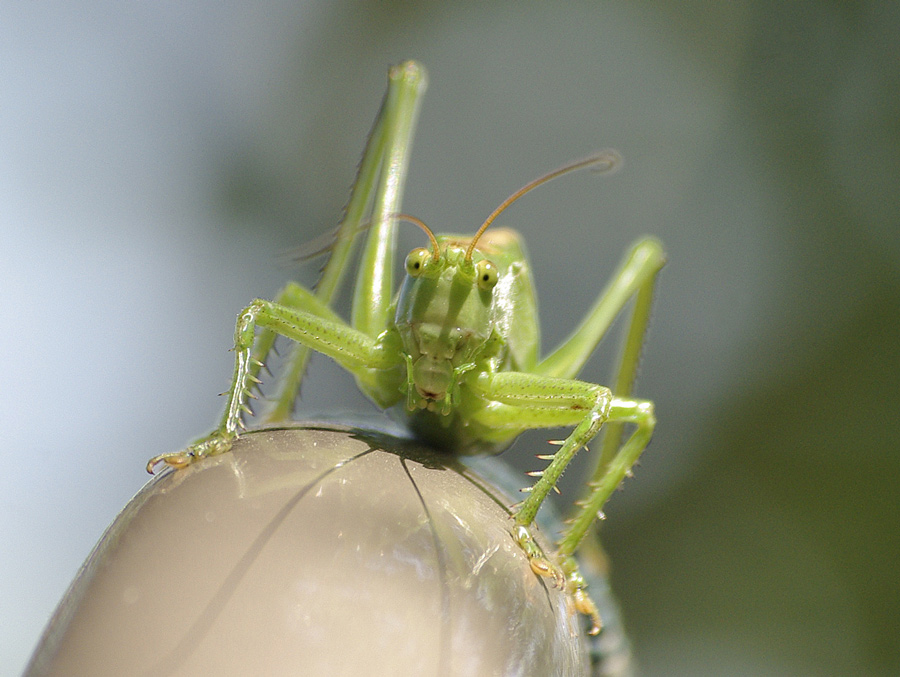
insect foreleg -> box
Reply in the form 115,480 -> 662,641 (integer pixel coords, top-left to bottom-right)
239,298 -> 400,374
557,397 -> 655,558
470,372 -> 654,634
251,283 -> 345,423
470,372 -> 614,526
147,299 -> 402,473
529,236 -> 664,569
539,238 -> 663,562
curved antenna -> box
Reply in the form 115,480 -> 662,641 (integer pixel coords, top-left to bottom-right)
393,213 -> 441,261
465,150 -> 623,261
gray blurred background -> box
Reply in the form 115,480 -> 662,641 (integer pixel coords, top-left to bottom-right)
2,2 -> 898,675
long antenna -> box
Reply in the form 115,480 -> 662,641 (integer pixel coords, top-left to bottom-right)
464,150 -> 622,261
393,213 -> 441,261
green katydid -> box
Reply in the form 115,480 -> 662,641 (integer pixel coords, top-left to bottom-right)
147,60 -> 664,634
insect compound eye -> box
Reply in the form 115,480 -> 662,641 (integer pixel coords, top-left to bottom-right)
475,259 -> 499,290
405,248 -> 431,277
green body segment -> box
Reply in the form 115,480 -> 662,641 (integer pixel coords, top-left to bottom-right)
148,60 -> 665,636
390,228 -> 539,453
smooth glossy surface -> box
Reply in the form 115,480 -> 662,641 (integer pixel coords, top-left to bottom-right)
26,425 -> 589,676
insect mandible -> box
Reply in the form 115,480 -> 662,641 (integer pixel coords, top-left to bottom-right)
147,60 -> 665,634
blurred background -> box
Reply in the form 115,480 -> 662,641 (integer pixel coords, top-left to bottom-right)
2,2 -> 898,675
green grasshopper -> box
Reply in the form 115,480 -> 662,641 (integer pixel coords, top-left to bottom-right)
148,61 -> 664,633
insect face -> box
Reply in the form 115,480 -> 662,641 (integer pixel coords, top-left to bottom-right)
395,244 -> 497,406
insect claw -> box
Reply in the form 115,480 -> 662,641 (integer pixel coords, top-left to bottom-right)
572,587 -> 603,636
528,557 -> 565,589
